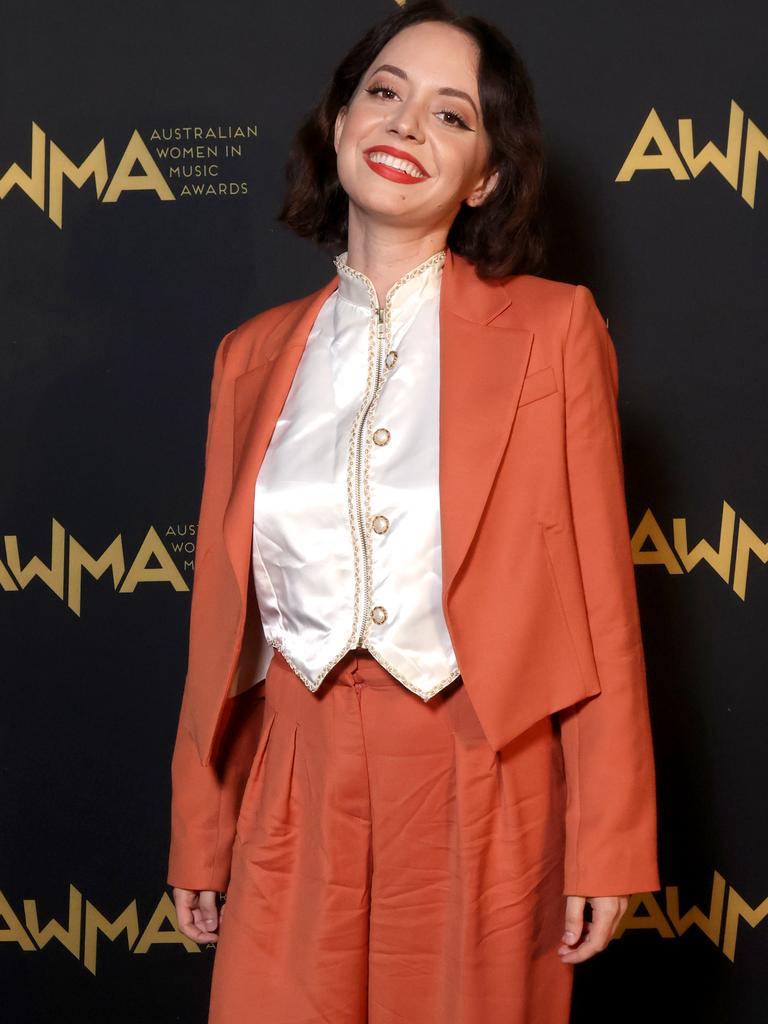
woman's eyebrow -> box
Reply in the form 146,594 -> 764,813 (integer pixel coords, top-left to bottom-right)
367,63 -> 479,119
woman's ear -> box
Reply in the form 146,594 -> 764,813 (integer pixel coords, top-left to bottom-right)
333,106 -> 348,155
466,167 -> 499,208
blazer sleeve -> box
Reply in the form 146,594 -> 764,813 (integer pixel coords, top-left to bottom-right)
167,331 -> 265,893
556,284 -> 661,898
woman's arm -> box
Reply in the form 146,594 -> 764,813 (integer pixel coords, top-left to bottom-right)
556,284 -> 660,899
168,679 -> 265,892
166,331 -> 264,893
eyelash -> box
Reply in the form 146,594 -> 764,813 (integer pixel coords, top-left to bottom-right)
364,82 -> 472,130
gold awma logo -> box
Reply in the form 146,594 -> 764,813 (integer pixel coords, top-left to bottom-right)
617,100 -> 765,207
631,500 -> 765,600
0,886 -> 210,975
618,869 -> 767,962
0,519 -> 196,616
0,123 -> 172,229
0,122 -> 256,228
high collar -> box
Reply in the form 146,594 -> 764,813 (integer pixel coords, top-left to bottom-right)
333,247 -> 446,319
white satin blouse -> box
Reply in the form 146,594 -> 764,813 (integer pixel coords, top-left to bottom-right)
250,247 -> 460,700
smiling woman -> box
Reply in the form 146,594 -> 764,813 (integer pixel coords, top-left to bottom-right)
277,0 -> 546,281
167,1 -> 660,1022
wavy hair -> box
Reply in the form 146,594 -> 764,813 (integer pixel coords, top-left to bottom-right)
276,0 -> 547,278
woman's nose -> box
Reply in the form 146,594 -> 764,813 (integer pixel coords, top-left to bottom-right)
386,106 -> 425,143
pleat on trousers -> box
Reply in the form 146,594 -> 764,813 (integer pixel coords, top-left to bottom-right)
208,646 -> 574,1023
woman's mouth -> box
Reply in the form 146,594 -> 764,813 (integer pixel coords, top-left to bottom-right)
363,149 -> 430,185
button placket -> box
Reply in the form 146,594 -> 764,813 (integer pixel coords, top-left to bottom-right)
333,247 -> 446,647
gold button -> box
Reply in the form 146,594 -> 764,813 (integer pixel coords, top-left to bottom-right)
384,350 -> 398,369
371,605 -> 388,624
371,514 -> 389,534
373,427 -> 391,446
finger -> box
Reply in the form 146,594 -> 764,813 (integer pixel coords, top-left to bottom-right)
563,895 -> 585,944
197,891 -> 220,935
584,901 -> 614,952
176,902 -> 220,944
184,914 -> 220,943
559,906 -> 614,963
173,891 -> 204,938
608,897 -> 629,939
558,896 -> 585,951
559,920 -> 598,963
175,900 -> 196,933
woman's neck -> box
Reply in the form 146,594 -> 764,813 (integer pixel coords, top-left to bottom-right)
343,223 -> 448,307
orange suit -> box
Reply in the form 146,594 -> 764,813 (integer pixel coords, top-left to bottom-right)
167,247 -> 660,907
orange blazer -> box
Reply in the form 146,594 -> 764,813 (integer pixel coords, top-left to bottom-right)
167,248 -> 660,900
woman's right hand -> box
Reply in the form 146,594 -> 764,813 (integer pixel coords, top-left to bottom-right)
172,887 -> 225,943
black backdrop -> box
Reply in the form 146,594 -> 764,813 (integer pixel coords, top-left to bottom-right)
1,1 -> 766,1020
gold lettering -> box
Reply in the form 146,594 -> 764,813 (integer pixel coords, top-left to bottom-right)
679,100 -> 743,188
119,526 -> 189,593
23,883 -> 82,956
616,108 -> 689,181
631,508 -> 684,572
83,898 -> 140,975
0,890 -> 36,950
665,870 -> 726,944
723,885 -> 768,962
615,890 -> 675,938
48,138 -> 109,229
732,517 -> 768,600
673,500 -> 735,581
102,130 -> 174,203
742,117 -> 768,208
68,534 -> 126,617
4,518 -> 66,597
0,121 -> 46,210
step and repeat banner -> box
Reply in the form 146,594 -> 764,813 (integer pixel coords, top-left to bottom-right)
1,1 -> 765,1020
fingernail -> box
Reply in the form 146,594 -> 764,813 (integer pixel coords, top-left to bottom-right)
563,931 -> 575,942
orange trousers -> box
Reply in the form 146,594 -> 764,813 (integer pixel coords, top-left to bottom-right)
209,647 -> 574,1023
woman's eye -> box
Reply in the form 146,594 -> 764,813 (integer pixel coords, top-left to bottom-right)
439,109 -> 471,130
366,84 -> 397,100
365,83 -> 471,131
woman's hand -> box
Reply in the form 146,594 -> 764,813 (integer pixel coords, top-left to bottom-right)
557,894 -> 629,963
172,887 -> 226,944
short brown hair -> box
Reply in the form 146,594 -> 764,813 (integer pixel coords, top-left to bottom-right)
276,0 -> 547,279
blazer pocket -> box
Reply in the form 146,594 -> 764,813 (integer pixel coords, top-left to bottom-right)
518,365 -> 557,407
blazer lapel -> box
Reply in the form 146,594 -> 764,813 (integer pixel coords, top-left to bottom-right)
439,256 -> 533,600
222,249 -> 535,618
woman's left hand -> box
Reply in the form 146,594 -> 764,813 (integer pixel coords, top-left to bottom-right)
557,894 -> 630,963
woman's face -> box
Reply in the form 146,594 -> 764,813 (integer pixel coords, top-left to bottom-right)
333,21 -> 498,235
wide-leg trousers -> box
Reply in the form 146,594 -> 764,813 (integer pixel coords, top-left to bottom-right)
209,646 -> 574,1023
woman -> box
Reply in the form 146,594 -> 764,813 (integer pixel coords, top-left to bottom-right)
167,2 -> 660,1021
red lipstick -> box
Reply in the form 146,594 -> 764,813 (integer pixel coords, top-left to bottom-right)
363,145 -> 430,184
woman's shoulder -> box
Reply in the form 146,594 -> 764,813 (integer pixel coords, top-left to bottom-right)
231,289 -> 315,339
452,265 -> 609,365
503,271 -> 582,308
221,278 -> 335,370
497,272 -> 606,337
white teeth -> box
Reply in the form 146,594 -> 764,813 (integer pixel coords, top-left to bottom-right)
368,151 -> 426,178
